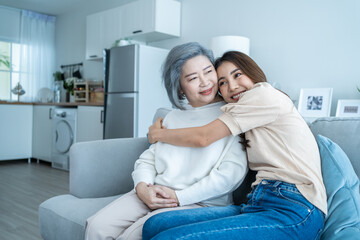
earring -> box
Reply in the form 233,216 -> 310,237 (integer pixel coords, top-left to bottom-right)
178,91 -> 186,99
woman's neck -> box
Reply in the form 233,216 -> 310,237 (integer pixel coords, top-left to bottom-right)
211,95 -> 224,104
188,95 -> 224,108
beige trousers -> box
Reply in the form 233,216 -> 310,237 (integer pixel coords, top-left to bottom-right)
84,190 -> 203,240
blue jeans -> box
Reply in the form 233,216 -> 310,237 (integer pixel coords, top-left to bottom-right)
143,180 -> 324,240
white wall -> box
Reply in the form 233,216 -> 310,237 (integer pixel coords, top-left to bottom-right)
55,0 -> 360,115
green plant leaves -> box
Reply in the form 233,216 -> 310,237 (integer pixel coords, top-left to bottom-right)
0,53 -> 10,69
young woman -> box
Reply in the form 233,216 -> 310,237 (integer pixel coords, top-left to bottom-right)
143,51 -> 327,240
84,43 -> 247,240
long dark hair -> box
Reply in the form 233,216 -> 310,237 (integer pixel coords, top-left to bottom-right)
214,51 -> 267,83
215,51 -> 267,150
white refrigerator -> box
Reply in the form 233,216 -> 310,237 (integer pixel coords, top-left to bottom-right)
103,44 -> 171,139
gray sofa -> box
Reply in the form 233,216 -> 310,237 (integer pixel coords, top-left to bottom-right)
38,116 -> 360,240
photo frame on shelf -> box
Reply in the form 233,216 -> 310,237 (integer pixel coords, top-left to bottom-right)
297,88 -> 333,117
335,99 -> 360,117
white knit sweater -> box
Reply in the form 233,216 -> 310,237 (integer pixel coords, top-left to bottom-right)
132,101 -> 247,207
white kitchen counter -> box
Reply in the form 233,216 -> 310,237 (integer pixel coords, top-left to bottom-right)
0,103 -> 104,162
0,101 -> 103,107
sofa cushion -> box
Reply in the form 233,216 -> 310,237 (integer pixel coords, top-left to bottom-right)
316,135 -> 360,239
39,194 -> 119,240
310,117 -> 360,178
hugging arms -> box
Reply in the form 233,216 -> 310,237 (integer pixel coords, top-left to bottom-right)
143,50 -> 327,240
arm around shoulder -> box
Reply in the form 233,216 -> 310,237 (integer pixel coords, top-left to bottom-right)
151,119 -> 231,147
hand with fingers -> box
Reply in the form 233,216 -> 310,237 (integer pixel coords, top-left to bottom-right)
136,182 -> 178,210
147,117 -> 165,144
155,184 -> 179,206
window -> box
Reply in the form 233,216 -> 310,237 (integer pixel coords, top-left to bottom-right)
0,40 -> 20,101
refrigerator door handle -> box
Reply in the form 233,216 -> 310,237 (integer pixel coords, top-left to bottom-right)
100,110 -> 104,123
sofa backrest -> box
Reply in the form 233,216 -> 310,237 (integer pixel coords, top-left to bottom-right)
309,117 -> 360,178
152,108 -> 171,124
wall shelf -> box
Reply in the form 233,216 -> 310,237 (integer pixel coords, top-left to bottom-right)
73,80 -> 103,103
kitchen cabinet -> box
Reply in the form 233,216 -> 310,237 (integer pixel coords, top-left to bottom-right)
0,104 -> 106,162
102,8 -> 122,52
85,12 -> 102,60
120,0 -> 153,39
121,0 -> 181,42
32,105 -> 53,162
85,0 -> 180,60
0,104 -> 33,161
76,106 -> 104,142
85,7 -> 122,60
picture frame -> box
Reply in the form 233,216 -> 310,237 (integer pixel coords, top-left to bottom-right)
335,99 -> 360,117
297,88 -> 333,117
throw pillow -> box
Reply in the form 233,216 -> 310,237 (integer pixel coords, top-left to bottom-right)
317,135 -> 360,240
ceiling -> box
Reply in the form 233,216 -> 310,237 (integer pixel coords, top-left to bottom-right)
0,0 -> 90,15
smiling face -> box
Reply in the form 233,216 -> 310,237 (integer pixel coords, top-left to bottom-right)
180,55 -> 219,108
217,61 -> 255,103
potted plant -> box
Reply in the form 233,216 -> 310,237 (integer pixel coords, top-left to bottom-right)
63,77 -> 76,102
64,77 -> 75,94
53,71 -> 63,81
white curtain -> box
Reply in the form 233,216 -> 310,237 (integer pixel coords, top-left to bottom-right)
19,10 -> 56,102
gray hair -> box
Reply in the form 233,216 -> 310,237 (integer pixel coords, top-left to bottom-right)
162,42 -> 214,109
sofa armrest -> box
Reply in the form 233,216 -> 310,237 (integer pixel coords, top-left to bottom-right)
69,137 -> 148,198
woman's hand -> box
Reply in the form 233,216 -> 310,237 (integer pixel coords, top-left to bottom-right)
148,117 -> 164,144
136,182 -> 177,210
154,184 -> 179,206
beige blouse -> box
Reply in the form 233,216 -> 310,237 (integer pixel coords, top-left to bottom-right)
218,82 -> 327,215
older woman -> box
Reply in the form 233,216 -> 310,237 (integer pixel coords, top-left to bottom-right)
84,43 -> 248,240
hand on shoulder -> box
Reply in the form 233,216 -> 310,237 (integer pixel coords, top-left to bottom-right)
148,117 -> 166,144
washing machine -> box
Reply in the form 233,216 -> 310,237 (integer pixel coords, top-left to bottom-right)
51,108 -> 77,171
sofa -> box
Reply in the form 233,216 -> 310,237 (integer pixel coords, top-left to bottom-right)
38,113 -> 360,240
